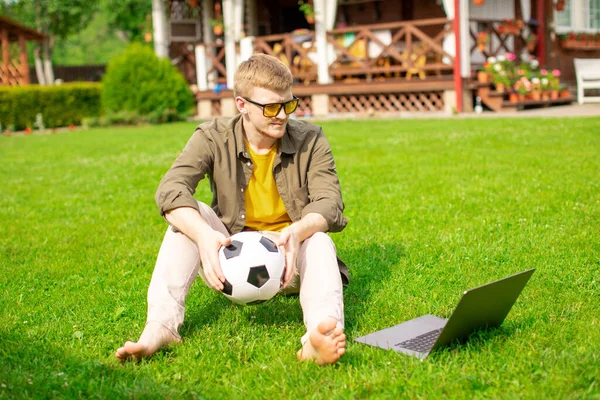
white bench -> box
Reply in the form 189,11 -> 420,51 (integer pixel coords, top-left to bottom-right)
574,58 -> 600,104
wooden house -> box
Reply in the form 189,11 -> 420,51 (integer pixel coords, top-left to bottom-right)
0,15 -> 44,86
166,0 -> 600,116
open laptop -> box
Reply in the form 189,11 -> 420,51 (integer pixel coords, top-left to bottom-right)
354,269 -> 535,359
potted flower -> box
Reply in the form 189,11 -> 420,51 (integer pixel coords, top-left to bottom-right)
143,14 -> 153,43
498,19 -> 521,35
493,70 -> 511,93
476,31 -> 490,52
514,77 -> 531,101
526,33 -> 538,52
211,17 -> 224,36
298,0 -> 315,24
530,77 -> 541,101
477,57 -> 495,83
559,84 -> 571,99
548,69 -> 561,99
540,76 -> 550,100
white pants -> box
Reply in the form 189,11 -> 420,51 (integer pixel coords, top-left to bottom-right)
146,201 -> 344,344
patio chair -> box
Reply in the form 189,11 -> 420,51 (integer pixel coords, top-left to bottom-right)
402,47 -> 426,80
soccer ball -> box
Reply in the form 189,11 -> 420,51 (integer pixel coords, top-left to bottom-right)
218,231 -> 285,305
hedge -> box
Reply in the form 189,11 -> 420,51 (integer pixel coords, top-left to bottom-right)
0,83 -> 102,131
102,43 -> 194,122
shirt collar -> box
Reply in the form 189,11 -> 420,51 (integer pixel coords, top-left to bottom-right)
233,115 -> 299,158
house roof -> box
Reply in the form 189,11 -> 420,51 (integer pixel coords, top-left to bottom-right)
0,14 -> 45,41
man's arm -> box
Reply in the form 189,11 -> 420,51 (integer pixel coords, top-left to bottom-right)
301,128 -> 347,233
155,126 -> 214,218
277,213 -> 328,287
164,207 -> 231,291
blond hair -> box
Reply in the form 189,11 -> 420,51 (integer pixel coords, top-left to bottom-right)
233,54 -> 293,98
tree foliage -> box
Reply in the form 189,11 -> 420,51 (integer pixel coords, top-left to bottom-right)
0,0 -> 98,40
102,0 -> 152,42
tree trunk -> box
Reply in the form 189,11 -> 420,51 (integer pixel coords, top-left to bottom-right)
34,44 -> 46,85
42,38 -> 54,84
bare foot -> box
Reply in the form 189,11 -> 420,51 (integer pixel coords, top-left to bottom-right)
115,322 -> 180,362
297,317 -> 346,365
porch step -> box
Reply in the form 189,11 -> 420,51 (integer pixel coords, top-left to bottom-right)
500,96 -> 576,111
475,83 -> 575,112
476,85 -> 503,112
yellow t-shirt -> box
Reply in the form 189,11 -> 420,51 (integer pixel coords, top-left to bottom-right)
244,141 -> 292,232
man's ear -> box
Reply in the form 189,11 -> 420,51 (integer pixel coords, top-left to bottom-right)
235,96 -> 247,113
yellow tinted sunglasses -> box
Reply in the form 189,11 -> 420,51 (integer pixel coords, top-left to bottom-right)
242,96 -> 299,117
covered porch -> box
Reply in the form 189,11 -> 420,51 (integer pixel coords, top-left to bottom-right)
167,0 -> 552,116
0,15 -> 44,86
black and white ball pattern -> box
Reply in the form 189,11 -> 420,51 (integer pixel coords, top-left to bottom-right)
218,231 -> 285,305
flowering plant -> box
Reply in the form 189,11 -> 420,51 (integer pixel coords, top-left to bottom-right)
548,69 -> 561,91
514,77 -> 531,95
477,31 -> 490,47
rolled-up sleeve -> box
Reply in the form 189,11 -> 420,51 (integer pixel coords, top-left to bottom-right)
301,129 -> 347,232
155,126 -> 214,216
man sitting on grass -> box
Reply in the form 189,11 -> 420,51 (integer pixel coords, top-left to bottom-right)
116,54 -> 349,365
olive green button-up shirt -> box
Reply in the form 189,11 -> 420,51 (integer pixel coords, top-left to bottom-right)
155,114 -> 347,236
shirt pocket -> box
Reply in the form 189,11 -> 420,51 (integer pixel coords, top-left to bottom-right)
292,184 -> 309,216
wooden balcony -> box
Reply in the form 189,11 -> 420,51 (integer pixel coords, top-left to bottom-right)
326,18 -> 454,82
194,18 -> 456,88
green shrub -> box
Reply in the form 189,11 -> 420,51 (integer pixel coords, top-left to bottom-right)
0,83 -> 102,131
102,43 -> 194,122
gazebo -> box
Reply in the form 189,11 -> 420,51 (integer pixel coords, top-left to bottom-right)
0,15 -> 44,86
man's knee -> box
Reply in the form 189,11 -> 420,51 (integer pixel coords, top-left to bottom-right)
306,231 -> 333,244
303,232 -> 336,256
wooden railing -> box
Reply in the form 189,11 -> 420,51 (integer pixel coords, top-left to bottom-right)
203,42 -> 227,86
326,18 -> 454,81
0,33 -> 29,86
469,18 -> 538,61
249,18 -> 454,84
253,31 -> 318,84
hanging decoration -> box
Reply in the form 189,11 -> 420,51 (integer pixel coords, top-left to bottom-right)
298,0 -> 315,24
474,0 -> 485,5
556,0 -> 566,11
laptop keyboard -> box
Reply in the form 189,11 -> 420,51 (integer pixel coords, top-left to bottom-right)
395,328 -> 443,353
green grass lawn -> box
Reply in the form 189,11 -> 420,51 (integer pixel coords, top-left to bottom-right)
1,117 -> 599,399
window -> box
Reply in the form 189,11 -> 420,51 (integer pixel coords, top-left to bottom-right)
590,0 -> 600,29
555,0 -> 600,32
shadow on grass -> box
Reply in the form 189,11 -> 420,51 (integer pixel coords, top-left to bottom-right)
341,242 -> 405,331
173,242 -> 402,351
0,331 -> 186,399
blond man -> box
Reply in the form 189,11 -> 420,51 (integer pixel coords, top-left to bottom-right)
116,54 -> 348,365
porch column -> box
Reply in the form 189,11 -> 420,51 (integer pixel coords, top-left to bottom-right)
195,45 -> 209,91
313,0 -> 332,84
152,0 -> 169,58
1,28 -> 9,84
246,0 -> 258,37
536,0 -> 546,65
202,0 -> 214,42
459,0 -> 470,78
223,0 -> 245,88
19,35 -> 30,85
200,0 -> 216,89
453,0 -> 463,113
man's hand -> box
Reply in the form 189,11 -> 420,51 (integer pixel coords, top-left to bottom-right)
277,225 -> 300,288
196,226 -> 231,291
